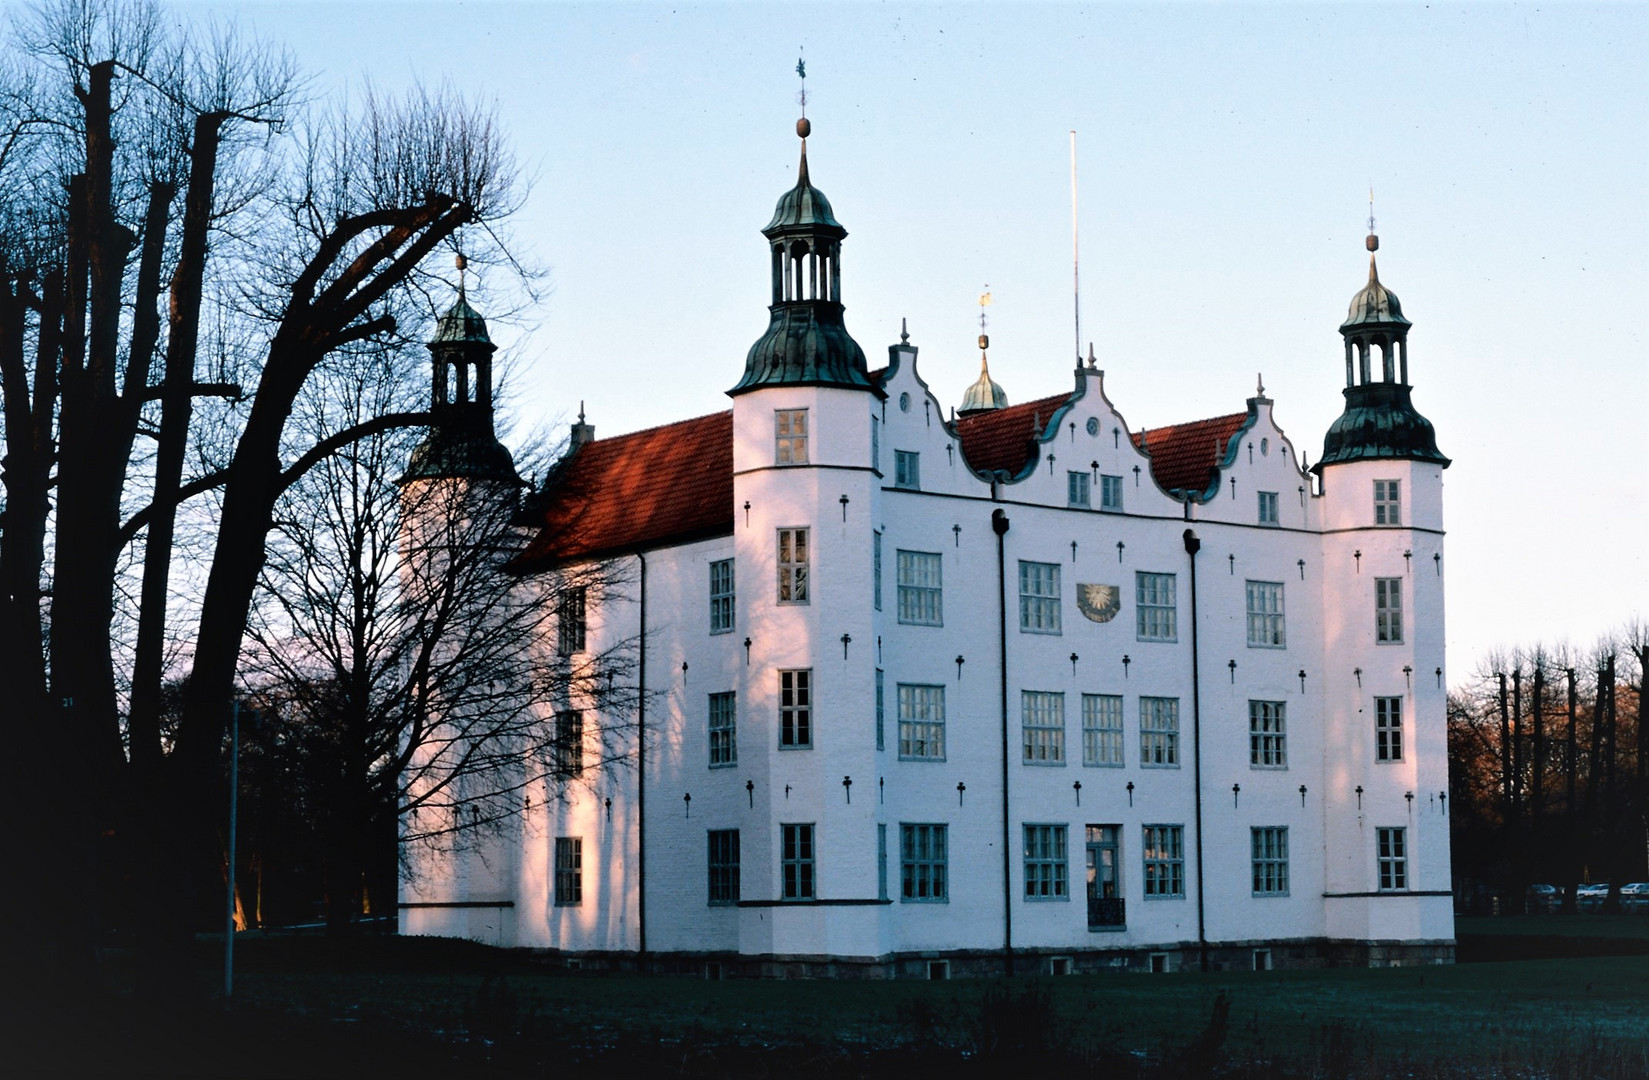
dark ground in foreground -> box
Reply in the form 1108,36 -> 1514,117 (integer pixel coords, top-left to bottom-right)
8,917 -> 1649,1079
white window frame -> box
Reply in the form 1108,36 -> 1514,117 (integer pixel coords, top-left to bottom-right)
1248,700 -> 1287,769
1257,490 -> 1279,525
707,829 -> 740,905
777,527 -> 809,604
894,450 -> 920,490
897,683 -> 946,761
1251,826 -> 1289,896
1135,572 -> 1177,642
1142,824 -> 1185,898
775,408 -> 808,465
1376,826 -> 1408,891
1100,474 -> 1124,512
1376,696 -> 1403,762
1374,478 -> 1402,526
896,549 -> 943,626
1375,577 -> 1403,643
1067,470 -> 1091,508
900,823 -> 948,902
1082,693 -> 1124,767
1139,696 -> 1180,767
1246,580 -> 1286,648
709,558 -> 734,634
709,691 -> 737,767
1023,824 -> 1069,899
554,837 -> 583,906
1018,561 -> 1062,634
781,822 -> 815,899
779,668 -> 812,749
1022,690 -> 1066,764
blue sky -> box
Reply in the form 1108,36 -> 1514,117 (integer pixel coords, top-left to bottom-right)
200,1 -> 1647,672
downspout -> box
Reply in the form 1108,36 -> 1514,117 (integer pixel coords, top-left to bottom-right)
1183,527 -> 1208,973
636,551 -> 647,964
992,507 -> 1013,977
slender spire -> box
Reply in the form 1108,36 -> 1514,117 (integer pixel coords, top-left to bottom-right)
900,317 -> 909,345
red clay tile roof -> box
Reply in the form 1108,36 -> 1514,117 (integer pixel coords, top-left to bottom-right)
514,410 -> 733,570
1131,412 -> 1249,495
955,393 -> 1073,478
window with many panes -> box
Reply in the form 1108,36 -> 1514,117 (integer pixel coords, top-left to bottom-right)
1142,825 -> 1185,897
1251,826 -> 1289,896
1376,827 -> 1407,891
1023,824 -> 1068,899
553,711 -> 583,777
708,829 -> 740,905
708,692 -> 736,767
1140,697 -> 1179,767
777,528 -> 809,604
898,684 -> 946,761
1022,691 -> 1066,764
901,823 -> 947,902
894,450 -> 920,489
1374,479 -> 1401,525
779,669 -> 811,748
1082,694 -> 1124,766
1258,490 -> 1279,525
557,586 -> 587,655
781,823 -> 815,899
554,837 -> 582,905
1019,561 -> 1062,634
1375,577 -> 1403,643
1100,474 -> 1124,511
1068,471 -> 1091,508
1248,700 -> 1287,768
775,408 -> 808,464
1246,580 -> 1285,648
1376,696 -> 1403,761
875,669 -> 885,751
896,550 -> 943,626
709,559 -> 734,634
1136,572 -> 1177,641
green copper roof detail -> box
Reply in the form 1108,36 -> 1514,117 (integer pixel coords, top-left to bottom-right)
764,143 -> 844,237
958,355 -> 1008,414
1342,255 -> 1410,330
402,429 -> 521,484
431,291 -> 495,347
1314,382 -> 1449,471
732,301 -> 874,395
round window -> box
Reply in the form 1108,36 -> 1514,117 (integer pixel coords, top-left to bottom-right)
899,392 -> 911,412
1086,417 -> 1100,437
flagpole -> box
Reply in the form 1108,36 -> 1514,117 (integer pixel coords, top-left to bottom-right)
1070,130 -> 1081,366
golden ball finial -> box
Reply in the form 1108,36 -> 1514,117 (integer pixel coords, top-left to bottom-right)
1365,234 -> 1379,252
796,117 -> 811,139
455,252 -> 468,271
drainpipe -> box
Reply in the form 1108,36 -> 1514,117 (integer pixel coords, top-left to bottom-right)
1183,528 -> 1208,973
636,552 -> 648,964
992,507 -> 1013,977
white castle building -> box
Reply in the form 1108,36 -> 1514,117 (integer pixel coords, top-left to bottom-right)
398,117 -> 1455,976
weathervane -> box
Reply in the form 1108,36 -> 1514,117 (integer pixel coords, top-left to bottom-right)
796,49 -> 807,117
978,287 -> 991,354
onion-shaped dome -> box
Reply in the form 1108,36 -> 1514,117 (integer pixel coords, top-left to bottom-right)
958,356 -> 1008,415
1316,382 -> 1449,469
431,291 -> 493,345
1341,255 -> 1410,330
765,143 -> 844,236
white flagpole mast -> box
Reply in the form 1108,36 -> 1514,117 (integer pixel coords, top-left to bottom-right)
1070,130 -> 1081,366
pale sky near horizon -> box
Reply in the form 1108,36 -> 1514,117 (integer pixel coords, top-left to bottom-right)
192,1 -> 1646,677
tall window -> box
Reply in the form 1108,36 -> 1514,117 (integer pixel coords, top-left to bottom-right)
554,837 -> 582,905
779,669 -> 811,748
1082,694 -> 1124,766
1376,696 -> 1403,762
872,530 -> 882,610
896,550 -> 943,626
781,823 -> 815,899
1140,697 -> 1179,767
1135,572 -> 1177,642
877,824 -> 888,901
875,669 -> 885,751
871,414 -> 880,473
1246,580 -> 1286,647
898,683 -> 946,761
1023,824 -> 1068,899
1375,577 -> 1403,643
1142,825 -> 1185,898
775,408 -> 808,464
1257,490 -> 1279,525
777,528 -> 809,604
553,711 -> 584,777
1248,700 -> 1287,768
708,691 -> 737,767
709,558 -> 735,634
1085,825 -> 1122,913
1251,827 -> 1289,896
1376,827 -> 1407,891
557,586 -> 587,655
708,829 -> 740,905
900,823 -> 947,902
1068,471 -> 1091,508
894,450 -> 920,489
1374,478 -> 1401,525
1100,474 -> 1124,511
1022,691 -> 1066,764
1018,561 -> 1062,634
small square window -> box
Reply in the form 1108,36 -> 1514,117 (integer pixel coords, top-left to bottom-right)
775,409 -> 808,465
1068,471 -> 1091,508
1258,490 -> 1279,525
1018,561 -> 1062,634
777,528 -> 809,604
1375,577 -> 1403,643
1374,479 -> 1402,526
1136,572 -> 1177,642
709,559 -> 734,634
894,450 -> 920,490
1100,474 -> 1124,511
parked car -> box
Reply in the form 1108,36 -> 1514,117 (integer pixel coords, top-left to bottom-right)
1526,883 -> 1560,913
1620,883 -> 1649,912
1576,883 -> 1611,911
